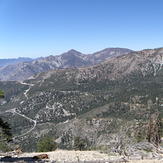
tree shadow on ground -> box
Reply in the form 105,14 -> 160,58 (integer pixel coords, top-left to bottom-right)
0,156 -> 51,162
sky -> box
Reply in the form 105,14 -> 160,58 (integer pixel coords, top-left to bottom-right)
0,0 -> 163,58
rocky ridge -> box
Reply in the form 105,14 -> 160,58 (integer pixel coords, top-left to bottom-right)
0,48 -> 132,81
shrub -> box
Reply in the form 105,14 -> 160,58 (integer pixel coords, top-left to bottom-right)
0,90 -> 4,98
36,136 -> 57,152
0,142 -> 11,152
73,137 -> 88,151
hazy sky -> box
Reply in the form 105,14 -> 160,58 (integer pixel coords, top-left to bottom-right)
0,0 -> 163,58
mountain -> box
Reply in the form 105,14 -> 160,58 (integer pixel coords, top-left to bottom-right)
0,57 -> 33,67
0,48 -> 162,153
0,48 -> 132,81
87,47 -> 133,64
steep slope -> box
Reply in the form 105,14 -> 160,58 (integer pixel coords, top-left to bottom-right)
0,48 -> 132,81
0,48 -> 163,152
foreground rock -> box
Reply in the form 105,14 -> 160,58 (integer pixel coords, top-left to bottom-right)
33,154 -> 49,160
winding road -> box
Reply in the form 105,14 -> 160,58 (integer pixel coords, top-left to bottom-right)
0,108 -> 37,139
19,81 -> 34,99
0,81 -> 37,139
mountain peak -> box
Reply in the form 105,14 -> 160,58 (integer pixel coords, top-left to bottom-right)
67,49 -> 82,54
61,49 -> 84,58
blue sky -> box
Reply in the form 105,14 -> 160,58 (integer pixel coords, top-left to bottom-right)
0,0 -> 163,58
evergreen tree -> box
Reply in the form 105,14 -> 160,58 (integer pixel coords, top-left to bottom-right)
0,90 -> 12,152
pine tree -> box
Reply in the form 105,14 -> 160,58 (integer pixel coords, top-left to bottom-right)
0,90 -> 12,152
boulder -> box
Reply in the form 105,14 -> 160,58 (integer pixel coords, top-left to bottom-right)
33,154 -> 49,160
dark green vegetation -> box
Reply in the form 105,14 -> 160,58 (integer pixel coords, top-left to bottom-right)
73,137 -> 89,151
0,48 -> 163,152
36,136 -> 57,152
0,118 -> 12,143
0,90 -> 12,152
0,90 -> 4,98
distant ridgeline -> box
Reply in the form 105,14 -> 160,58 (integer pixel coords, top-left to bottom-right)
0,57 -> 33,67
0,48 -> 132,81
